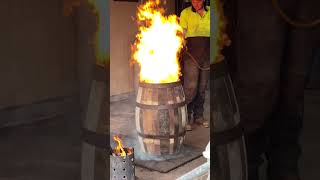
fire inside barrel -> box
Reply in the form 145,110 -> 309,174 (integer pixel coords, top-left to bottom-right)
132,0 -> 184,84
132,0 -> 187,156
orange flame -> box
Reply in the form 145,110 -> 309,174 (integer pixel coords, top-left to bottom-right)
132,0 -> 184,83
113,136 -> 126,157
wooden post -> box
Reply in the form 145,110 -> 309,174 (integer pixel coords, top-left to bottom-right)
81,65 -> 109,180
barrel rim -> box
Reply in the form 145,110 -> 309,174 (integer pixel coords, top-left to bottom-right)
136,102 -> 186,110
137,131 -> 186,140
138,81 -> 182,88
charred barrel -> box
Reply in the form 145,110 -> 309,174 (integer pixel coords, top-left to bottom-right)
135,81 -> 187,156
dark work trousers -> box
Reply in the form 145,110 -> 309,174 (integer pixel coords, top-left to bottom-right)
183,37 -> 210,123
231,0 -> 320,179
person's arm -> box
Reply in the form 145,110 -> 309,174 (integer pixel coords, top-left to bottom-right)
182,29 -> 187,39
179,10 -> 188,39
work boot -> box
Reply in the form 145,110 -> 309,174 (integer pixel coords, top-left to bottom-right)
186,123 -> 197,131
194,116 -> 209,128
185,124 -> 192,131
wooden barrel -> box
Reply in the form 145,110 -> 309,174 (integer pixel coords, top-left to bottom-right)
212,61 -> 248,180
135,81 -> 187,156
81,66 -> 109,180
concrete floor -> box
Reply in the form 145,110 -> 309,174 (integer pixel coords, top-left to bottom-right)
0,90 -> 319,180
110,91 -> 210,180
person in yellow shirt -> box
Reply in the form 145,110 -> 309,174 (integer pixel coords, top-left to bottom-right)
180,0 -> 210,131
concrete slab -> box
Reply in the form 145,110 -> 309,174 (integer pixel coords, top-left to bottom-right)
135,145 -> 203,173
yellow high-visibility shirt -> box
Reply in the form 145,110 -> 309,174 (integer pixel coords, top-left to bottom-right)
180,6 -> 210,38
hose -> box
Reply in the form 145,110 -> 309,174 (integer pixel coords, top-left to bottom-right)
271,0 -> 320,28
185,51 -> 210,71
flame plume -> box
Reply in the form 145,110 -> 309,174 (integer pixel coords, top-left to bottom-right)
132,0 -> 185,84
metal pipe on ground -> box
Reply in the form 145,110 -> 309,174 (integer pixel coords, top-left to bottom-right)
176,161 -> 210,180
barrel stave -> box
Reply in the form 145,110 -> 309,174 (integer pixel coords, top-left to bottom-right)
135,82 -> 187,156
